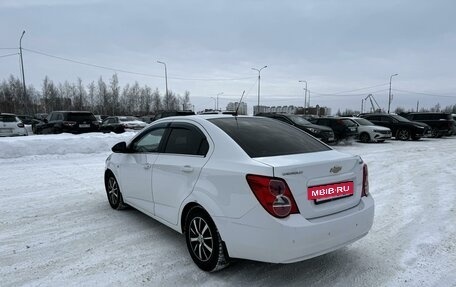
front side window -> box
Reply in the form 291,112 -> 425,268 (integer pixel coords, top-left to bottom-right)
131,128 -> 166,153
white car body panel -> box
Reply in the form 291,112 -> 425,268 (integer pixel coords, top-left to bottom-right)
105,115 -> 375,264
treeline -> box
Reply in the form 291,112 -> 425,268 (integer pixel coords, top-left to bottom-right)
0,74 -> 191,116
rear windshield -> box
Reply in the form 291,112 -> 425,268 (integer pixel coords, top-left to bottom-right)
208,117 -> 330,158
67,113 -> 96,121
0,115 -> 18,122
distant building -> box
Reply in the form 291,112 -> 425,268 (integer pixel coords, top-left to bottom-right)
226,102 -> 247,115
254,104 -> 330,116
253,105 -> 270,115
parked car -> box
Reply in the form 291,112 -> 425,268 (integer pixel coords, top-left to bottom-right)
94,115 -> 108,124
34,113 -> 48,121
153,110 -> 195,121
0,113 -> 28,136
343,117 -> 392,143
34,111 -> 100,134
359,113 -> 430,141
99,116 -> 126,133
308,117 -> 358,142
105,115 -> 374,271
17,115 -> 35,125
401,112 -> 454,137
116,116 -> 147,130
256,113 -> 335,143
140,115 -> 156,124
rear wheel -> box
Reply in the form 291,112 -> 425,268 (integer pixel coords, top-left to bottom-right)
105,173 -> 126,210
431,128 -> 439,138
185,207 -> 229,272
396,129 -> 410,141
359,132 -> 371,143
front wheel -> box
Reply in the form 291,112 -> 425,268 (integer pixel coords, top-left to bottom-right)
359,132 -> 371,143
185,207 -> 229,272
105,173 -> 126,210
431,128 -> 439,138
396,129 -> 410,141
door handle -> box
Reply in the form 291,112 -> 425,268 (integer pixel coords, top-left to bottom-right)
143,163 -> 152,169
181,165 -> 194,173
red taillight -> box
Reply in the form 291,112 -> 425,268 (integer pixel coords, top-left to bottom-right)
63,121 -> 77,127
17,122 -> 24,128
246,174 -> 299,218
362,164 -> 369,197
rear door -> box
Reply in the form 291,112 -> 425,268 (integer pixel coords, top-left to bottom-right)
152,122 -> 211,225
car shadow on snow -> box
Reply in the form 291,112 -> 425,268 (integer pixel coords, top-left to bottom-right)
210,247 -> 375,285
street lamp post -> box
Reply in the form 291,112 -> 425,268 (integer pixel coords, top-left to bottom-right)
210,97 -> 216,110
252,65 -> 267,115
298,80 -> 307,113
157,61 -> 168,104
387,73 -> 398,114
216,92 -> 223,111
19,30 -> 27,113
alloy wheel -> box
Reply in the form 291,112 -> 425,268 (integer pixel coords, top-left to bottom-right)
188,216 -> 214,262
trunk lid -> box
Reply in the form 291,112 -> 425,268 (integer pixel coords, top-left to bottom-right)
254,150 -> 363,219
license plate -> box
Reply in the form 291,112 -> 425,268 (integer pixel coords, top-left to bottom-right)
308,181 -> 354,201
328,137 -> 334,141
79,124 -> 90,128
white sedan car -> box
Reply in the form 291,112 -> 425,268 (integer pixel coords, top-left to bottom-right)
345,117 -> 392,143
104,115 -> 374,271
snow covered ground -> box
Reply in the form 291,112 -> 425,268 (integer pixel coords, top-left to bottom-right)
1,132 -> 455,287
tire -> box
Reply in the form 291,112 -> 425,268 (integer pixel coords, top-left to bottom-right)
396,129 -> 410,141
359,132 -> 371,143
431,128 -> 439,138
105,173 -> 126,210
184,207 -> 229,272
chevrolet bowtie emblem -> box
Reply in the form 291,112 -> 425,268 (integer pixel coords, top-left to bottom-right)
330,166 -> 342,174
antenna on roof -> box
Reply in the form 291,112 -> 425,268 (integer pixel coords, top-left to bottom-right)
234,90 -> 245,116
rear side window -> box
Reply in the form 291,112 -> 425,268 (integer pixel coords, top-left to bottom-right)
209,117 -> 330,158
164,124 -> 208,156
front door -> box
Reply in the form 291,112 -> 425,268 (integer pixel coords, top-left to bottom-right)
119,125 -> 167,214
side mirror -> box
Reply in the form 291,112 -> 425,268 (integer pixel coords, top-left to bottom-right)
112,141 -> 128,153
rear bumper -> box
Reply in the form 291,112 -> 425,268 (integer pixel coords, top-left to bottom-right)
214,196 -> 375,263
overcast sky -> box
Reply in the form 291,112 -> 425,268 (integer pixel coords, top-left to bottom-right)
1,0 -> 455,114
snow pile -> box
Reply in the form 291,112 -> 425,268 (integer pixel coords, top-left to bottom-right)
0,132 -> 135,159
